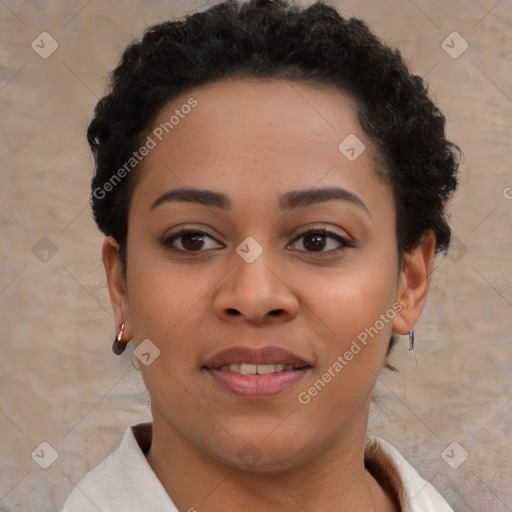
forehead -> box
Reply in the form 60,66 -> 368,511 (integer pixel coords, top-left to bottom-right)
130,78 -> 393,218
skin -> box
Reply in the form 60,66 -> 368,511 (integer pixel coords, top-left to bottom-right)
103,78 -> 435,512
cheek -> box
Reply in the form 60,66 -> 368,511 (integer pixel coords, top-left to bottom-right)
294,287 -> 396,435
125,238 -> 212,341
304,259 -> 398,347
296,254 -> 399,405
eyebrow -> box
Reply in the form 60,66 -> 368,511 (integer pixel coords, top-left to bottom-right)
150,186 -> 370,216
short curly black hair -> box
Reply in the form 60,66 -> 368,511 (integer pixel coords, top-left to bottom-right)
88,0 -> 460,272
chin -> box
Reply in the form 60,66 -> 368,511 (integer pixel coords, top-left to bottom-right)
208,432 -> 314,474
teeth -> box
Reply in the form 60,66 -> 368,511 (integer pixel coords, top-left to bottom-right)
240,363 -> 257,375
218,363 -> 291,374
255,364 -> 285,375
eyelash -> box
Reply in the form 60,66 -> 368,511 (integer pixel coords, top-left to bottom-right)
161,227 -> 354,258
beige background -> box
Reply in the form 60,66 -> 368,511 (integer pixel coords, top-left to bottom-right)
1,0 -> 511,510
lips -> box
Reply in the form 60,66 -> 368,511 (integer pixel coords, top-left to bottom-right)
203,346 -> 312,398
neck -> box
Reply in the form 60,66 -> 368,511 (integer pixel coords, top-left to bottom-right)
145,411 -> 397,512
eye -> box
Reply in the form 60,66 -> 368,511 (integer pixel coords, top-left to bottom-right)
162,229 -> 224,252
289,228 -> 353,255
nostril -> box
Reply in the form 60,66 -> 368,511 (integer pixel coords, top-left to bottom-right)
224,308 -> 284,318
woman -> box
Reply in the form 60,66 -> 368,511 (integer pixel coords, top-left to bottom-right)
61,0 -> 460,510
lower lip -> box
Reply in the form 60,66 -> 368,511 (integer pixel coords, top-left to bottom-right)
206,368 -> 310,398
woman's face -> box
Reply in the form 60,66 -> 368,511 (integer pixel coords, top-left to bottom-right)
110,78 -> 428,470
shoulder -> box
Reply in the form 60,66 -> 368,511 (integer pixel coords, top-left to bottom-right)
365,436 -> 455,512
60,422 -> 178,512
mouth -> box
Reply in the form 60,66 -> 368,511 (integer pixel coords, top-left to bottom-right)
203,346 -> 312,398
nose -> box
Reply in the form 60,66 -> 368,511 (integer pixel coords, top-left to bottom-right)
213,246 -> 299,325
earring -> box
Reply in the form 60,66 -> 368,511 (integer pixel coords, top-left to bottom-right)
112,323 -> 127,355
408,329 -> 415,351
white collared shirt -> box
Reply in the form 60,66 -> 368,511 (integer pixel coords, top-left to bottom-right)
61,422 -> 454,512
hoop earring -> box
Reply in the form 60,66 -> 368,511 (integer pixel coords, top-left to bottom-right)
112,323 -> 126,355
408,329 -> 415,351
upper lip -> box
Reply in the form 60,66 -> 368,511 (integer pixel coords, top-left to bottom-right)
203,346 -> 311,369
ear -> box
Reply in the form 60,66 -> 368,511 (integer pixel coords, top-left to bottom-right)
102,236 -> 132,345
392,231 -> 436,335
